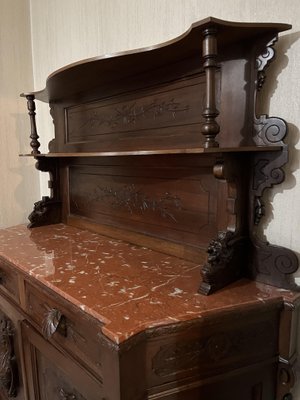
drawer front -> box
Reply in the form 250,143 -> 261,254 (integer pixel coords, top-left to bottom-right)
0,258 -> 20,304
24,281 -> 103,378
22,321 -> 105,400
145,307 -> 281,389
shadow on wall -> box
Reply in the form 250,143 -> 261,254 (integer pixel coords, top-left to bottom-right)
254,32 -> 300,262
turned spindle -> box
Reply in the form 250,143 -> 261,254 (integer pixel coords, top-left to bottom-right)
201,28 -> 220,148
26,94 -> 41,155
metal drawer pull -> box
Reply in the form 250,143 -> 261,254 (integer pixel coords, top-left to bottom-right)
42,308 -> 66,339
59,388 -> 77,399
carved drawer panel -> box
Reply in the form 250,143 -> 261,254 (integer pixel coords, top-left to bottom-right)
21,321 -> 104,400
24,281 -> 103,379
145,306 -> 281,389
0,258 -> 20,304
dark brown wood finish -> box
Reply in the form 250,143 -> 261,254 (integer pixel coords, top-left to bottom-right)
2,16 -> 296,400
20,17 -> 299,293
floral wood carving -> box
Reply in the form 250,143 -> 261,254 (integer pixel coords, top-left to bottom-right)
84,184 -> 182,222
0,312 -> 18,398
152,320 -> 274,377
71,98 -> 189,134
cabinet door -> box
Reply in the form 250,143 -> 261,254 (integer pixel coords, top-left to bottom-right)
21,321 -> 105,400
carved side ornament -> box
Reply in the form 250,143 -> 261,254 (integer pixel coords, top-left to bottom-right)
0,313 -> 18,397
199,159 -> 249,295
28,158 -> 61,228
250,37 -> 299,291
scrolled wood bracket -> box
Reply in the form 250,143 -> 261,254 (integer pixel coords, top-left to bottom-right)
28,158 -> 61,228
250,92 -> 299,290
201,27 -> 220,148
0,313 -> 19,398
256,36 -> 277,92
25,94 -> 41,155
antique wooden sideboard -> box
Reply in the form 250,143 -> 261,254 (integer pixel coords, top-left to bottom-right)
0,17 -> 299,399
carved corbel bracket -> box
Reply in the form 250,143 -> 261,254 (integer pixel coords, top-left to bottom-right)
199,231 -> 248,295
199,158 -> 249,295
28,158 -> 61,228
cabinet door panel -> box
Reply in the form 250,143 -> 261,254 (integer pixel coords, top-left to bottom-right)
21,321 -> 104,400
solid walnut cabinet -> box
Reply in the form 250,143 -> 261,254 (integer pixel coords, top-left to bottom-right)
0,16 -> 299,400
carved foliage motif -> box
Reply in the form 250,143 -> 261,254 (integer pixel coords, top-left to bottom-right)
80,184 -> 182,223
0,313 -> 18,397
69,98 -> 189,135
152,320 -> 275,377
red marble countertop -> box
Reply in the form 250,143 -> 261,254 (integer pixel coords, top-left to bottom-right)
0,224 -> 298,344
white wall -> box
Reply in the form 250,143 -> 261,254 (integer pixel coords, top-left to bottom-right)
0,0 -> 40,228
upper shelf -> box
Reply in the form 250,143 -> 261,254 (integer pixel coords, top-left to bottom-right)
19,146 -> 282,158
20,17 -> 291,103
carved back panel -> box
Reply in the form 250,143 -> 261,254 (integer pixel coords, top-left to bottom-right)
63,154 -> 231,261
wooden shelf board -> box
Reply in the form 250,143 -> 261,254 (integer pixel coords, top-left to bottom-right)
19,146 -> 282,158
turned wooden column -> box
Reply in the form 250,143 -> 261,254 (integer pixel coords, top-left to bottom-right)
26,95 -> 41,155
201,28 -> 220,148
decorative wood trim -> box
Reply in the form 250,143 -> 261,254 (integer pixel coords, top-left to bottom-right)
249,43 -> 300,290
81,183 -> 182,223
0,312 -> 19,398
28,158 -> 61,228
199,231 -> 248,295
201,27 -> 220,148
256,37 -> 277,92
25,95 -> 41,155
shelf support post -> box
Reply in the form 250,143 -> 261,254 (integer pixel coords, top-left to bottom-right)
201,27 -> 220,148
26,94 -> 41,155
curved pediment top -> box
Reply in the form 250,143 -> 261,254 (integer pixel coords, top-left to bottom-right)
21,17 -> 291,103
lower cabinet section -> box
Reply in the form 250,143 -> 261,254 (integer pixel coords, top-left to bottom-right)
0,267 -> 298,400
21,321 -> 104,400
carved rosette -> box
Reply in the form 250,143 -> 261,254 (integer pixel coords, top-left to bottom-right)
0,313 -> 18,398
